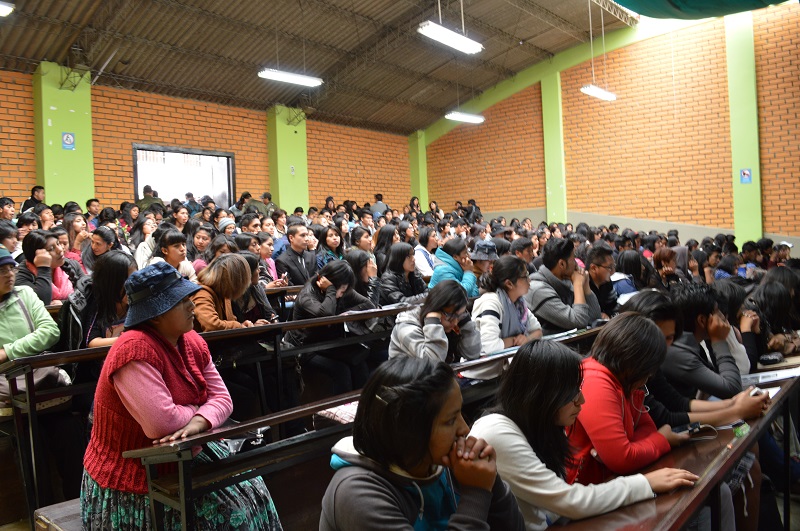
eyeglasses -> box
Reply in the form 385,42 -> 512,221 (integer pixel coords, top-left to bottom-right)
0,265 -> 17,275
595,263 -> 615,272
441,310 -> 466,322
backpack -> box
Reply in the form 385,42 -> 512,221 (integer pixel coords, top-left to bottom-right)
53,276 -> 93,352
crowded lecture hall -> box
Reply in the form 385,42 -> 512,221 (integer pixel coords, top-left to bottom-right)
0,0 -> 799,529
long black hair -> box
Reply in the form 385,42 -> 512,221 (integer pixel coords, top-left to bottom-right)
385,242 -> 414,275
203,234 -> 236,265
343,250 -> 372,297
81,225 -> 120,272
418,280 -> 467,326
312,260 -> 355,292
93,251 -> 136,330
481,255 -> 527,294
373,224 -> 398,257
315,225 -> 344,258
489,340 -> 582,479
591,312 -> 666,395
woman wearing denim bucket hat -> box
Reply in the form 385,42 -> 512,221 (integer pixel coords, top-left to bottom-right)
81,261 -> 282,530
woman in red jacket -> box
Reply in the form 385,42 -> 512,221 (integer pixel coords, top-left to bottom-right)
566,313 -> 688,485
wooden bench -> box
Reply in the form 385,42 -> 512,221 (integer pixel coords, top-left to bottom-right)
33,499 -> 81,531
124,392 -> 360,530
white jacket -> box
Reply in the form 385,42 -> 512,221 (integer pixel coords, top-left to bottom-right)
471,414 -> 653,530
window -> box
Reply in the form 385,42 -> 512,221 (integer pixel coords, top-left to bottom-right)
133,144 -> 234,209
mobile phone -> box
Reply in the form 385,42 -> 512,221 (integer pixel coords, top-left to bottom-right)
672,422 -> 701,435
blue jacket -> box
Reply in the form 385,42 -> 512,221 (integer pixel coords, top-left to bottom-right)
428,247 -> 479,297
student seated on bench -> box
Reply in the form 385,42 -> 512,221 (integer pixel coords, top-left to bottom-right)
320,356 -> 525,530
566,313 -> 689,484
525,238 -> 601,335
471,340 -> 697,530
81,262 -> 282,530
284,260 -> 375,396
388,280 -> 479,364
471,256 -> 542,379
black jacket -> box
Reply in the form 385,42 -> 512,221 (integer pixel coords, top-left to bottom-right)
589,277 -> 618,316
275,247 -> 318,286
285,283 -> 374,346
379,270 -> 427,306
14,265 -> 53,304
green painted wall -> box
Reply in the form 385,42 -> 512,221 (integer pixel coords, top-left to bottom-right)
541,72 -> 567,222
725,12 -> 763,242
267,105 -> 309,211
32,61 -> 95,207
408,130 -> 428,208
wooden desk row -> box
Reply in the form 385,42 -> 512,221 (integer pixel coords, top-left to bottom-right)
44,284 -> 304,320
559,376 -> 799,531
121,327 -> 603,530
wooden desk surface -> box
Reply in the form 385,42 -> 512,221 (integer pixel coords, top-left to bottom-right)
559,376 -> 799,530
756,354 -> 800,372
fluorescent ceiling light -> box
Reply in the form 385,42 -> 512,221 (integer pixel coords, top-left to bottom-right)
258,68 -> 323,87
445,111 -> 485,124
580,84 -> 617,102
417,21 -> 483,55
0,2 -> 14,17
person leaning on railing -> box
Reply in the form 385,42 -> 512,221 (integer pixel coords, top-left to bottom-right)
81,261 -> 283,530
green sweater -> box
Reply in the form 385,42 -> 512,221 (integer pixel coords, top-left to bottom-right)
0,286 -> 60,360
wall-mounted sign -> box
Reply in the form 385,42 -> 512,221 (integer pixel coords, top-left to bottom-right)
62,132 -> 75,150
740,168 -> 751,184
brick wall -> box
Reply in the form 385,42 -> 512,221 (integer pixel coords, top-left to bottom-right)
91,87 -> 268,208
307,120 -> 410,211
0,71 -> 36,201
562,19 -> 732,228
754,3 -> 800,236
427,84 -> 546,214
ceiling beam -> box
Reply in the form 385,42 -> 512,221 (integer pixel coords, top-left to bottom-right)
97,71 -> 272,109
306,110 -> 414,136
50,0 -> 107,64
591,0 -> 638,27
311,2 -> 512,108
42,15 -> 447,116
502,0 -> 590,42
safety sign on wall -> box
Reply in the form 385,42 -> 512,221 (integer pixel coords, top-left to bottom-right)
62,132 -> 75,150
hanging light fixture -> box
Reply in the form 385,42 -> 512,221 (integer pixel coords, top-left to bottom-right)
581,0 -> 616,102
259,24 -> 323,87
0,2 -> 13,17
258,69 -> 323,87
580,84 -> 616,101
418,0 -> 482,54
445,111 -> 485,123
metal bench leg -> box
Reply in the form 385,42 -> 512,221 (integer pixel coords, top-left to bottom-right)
178,460 -> 194,530
784,402 -> 791,531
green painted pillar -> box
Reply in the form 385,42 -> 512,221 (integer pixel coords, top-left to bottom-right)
267,105 -> 309,211
32,62 -> 95,207
408,130 -> 428,207
541,72 -> 567,222
725,12 -> 762,240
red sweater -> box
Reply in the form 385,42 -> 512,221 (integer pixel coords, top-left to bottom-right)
83,328 -> 210,494
566,357 -> 670,485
